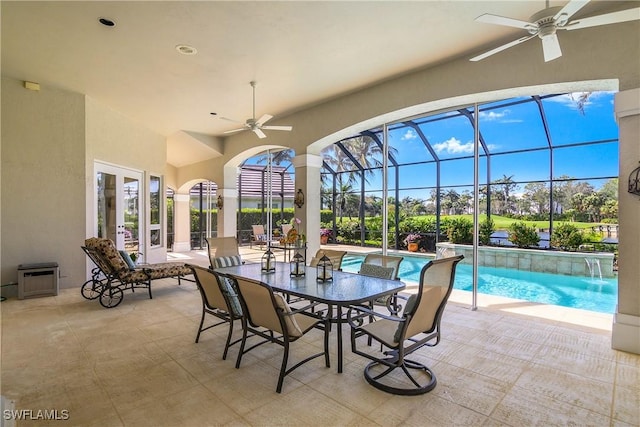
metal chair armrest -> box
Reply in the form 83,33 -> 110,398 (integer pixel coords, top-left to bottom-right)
346,304 -> 403,328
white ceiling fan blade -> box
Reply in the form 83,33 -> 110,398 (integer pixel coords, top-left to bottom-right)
223,128 -> 246,134
218,116 -> 242,123
541,34 -> 562,62
554,0 -> 590,23
470,34 -> 536,61
253,128 -> 267,139
475,13 -> 533,30
255,114 -> 273,126
565,8 -> 640,30
262,125 -> 293,131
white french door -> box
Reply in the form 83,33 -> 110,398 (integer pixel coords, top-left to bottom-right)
95,162 -> 144,260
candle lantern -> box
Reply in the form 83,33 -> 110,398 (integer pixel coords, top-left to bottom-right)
261,249 -> 276,273
290,252 -> 305,277
316,254 -> 333,282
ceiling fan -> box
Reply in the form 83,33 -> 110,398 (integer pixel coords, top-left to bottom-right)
215,81 -> 292,139
470,0 -> 640,62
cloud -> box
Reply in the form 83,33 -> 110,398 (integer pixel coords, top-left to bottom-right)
400,129 -> 417,141
433,137 -> 474,154
479,109 -> 522,123
479,110 -> 508,121
432,137 -> 499,154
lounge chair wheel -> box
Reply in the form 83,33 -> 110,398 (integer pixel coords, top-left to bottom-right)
81,280 -> 102,300
99,287 -> 124,308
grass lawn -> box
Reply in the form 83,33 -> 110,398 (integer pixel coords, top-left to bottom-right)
450,214 -> 604,230
349,214 -> 613,231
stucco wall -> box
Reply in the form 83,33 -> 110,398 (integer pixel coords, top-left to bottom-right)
616,92 -> 640,315
85,97 -> 168,264
1,77 -> 86,291
0,78 -> 170,291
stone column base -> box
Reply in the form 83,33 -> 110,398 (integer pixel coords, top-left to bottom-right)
612,311 -> 640,354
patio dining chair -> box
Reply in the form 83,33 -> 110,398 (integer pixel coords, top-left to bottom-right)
250,225 -> 268,249
308,249 -> 347,271
360,254 -> 404,313
347,255 -> 463,395
231,274 -> 330,393
205,237 -> 243,269
187,264 -> 243,360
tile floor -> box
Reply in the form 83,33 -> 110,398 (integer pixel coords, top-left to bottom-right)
1,249 -> 638,426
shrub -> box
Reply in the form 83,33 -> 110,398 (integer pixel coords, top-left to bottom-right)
446,217 -> 473,244
479,217 -> 495,245
551,223 -> 584,250
508,222 -> 539,248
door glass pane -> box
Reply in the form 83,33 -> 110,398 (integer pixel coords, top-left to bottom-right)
150,175 -> 162,247
124,177 -> 139,252
97,172 -> 117,241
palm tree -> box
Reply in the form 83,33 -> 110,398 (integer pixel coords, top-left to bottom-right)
322,135 -> 398,185
492,174 -> 517,215
255,148 -> 294,166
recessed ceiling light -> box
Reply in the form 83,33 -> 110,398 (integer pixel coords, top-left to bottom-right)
98,17 -> 116,27
176,45 -> 197,55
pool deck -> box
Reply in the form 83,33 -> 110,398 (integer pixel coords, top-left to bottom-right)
172,243 -> 614,333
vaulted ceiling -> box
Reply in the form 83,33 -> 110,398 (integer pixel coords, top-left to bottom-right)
2,1 -> 634,166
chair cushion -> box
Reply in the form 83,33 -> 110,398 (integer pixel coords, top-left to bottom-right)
394,293 -> 417,343
273,293 -> 303,337
212,255 -> 242,269
119,251 -> 136,270
219,277 -> 243,317
88,237 -> 129,272
359,263 -> 394,280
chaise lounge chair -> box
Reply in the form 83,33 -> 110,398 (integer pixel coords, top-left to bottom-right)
81,237 -> 193,308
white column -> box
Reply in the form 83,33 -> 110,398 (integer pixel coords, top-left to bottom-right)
217,187 -> 238,238
217,165 -> 239,239
612,87 -> 640,354
172,193 -> 192,252
292,154 -> 323,260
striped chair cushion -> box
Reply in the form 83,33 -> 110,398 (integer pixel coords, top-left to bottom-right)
212,255 -> 243,269
219,276 -> 243,317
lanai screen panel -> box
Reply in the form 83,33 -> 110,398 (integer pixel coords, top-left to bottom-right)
544,92 -> 618,146
478,97 -> 550,153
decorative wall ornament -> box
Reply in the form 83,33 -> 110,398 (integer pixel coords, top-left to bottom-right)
216,195 -> 224,209
629,162 -> 640,196
294,188 -> 305,208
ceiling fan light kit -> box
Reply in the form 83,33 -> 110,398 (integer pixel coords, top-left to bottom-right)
470,0 -> 640,63
219,81 -> 293,139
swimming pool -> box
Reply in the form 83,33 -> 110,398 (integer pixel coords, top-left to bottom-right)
341,254 -> 618,314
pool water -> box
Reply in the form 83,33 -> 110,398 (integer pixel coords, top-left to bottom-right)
341,254 -> 618,314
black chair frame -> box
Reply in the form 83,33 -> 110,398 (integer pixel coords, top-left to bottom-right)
188,265 -> 245,360
228,274 -> 331,393
347,255 -> 464,395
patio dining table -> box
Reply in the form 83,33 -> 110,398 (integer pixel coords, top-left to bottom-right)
216,261 -> 406,373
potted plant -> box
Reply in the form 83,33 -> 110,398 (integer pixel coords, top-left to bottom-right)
320,228 -> 332,245
404,233 -> 421,252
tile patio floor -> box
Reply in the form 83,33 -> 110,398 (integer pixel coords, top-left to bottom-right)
1,246 -> 638,426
